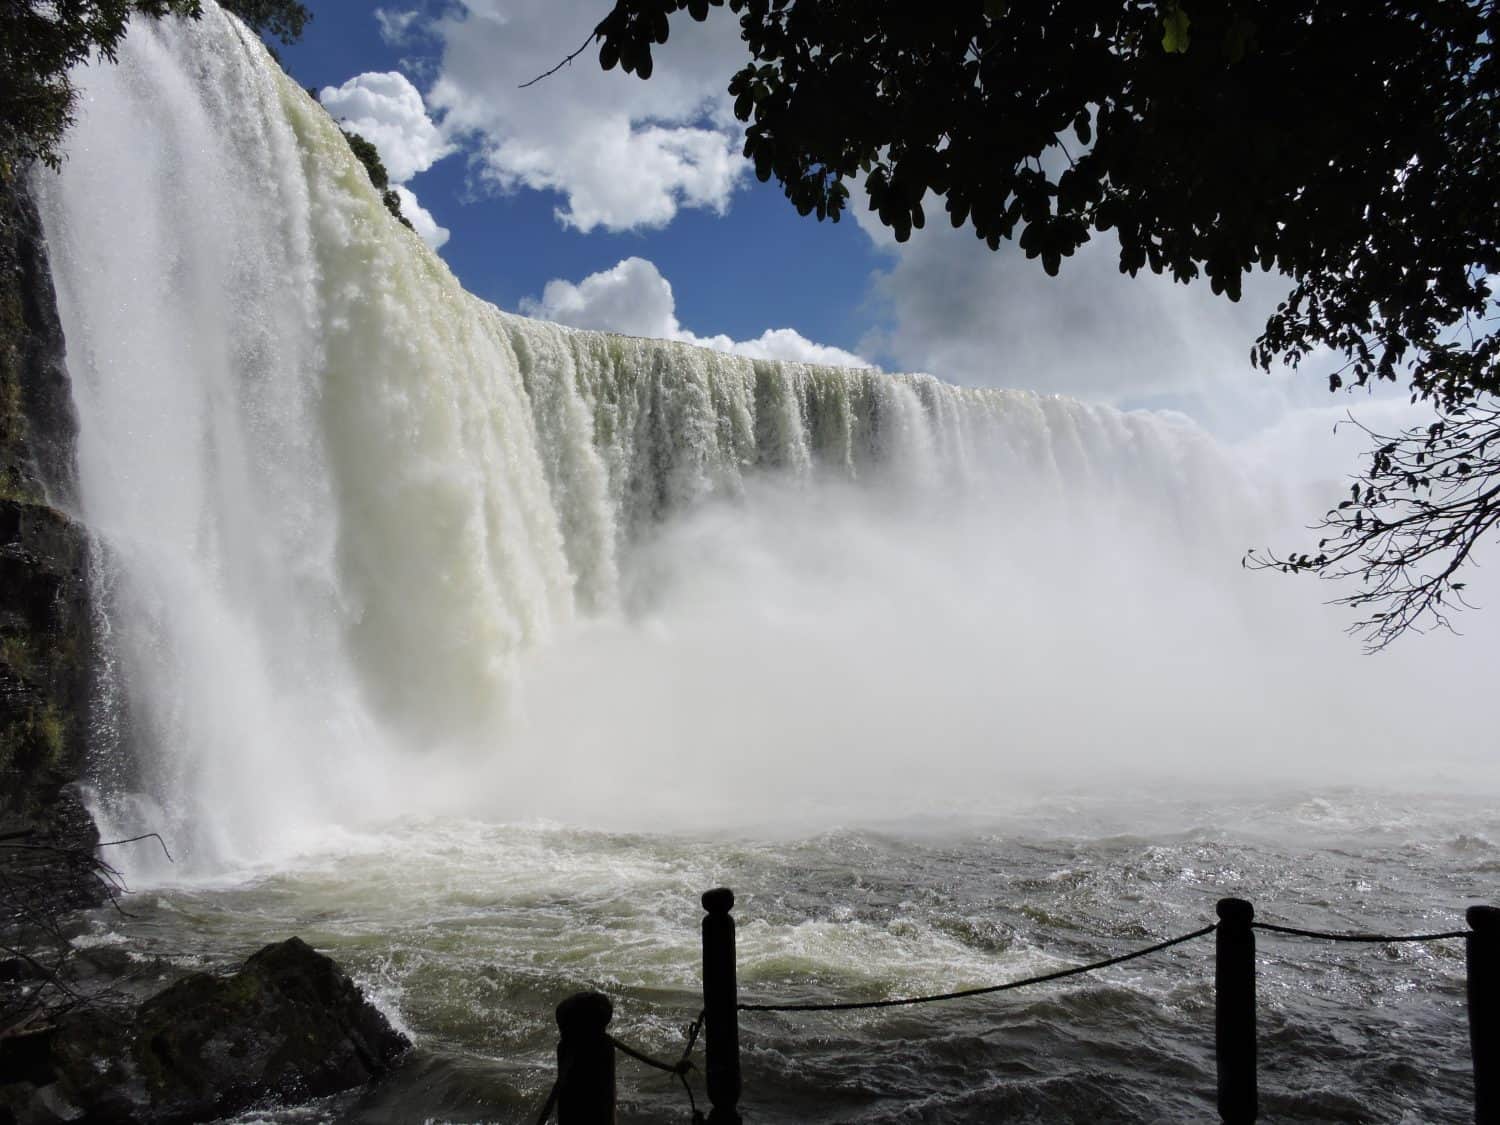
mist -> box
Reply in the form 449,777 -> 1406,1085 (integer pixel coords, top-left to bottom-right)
446,455 -> 1500,835
39,6 -> 1499,886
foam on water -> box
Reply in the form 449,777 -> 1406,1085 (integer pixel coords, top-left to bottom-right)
72,790 -> 1494,1123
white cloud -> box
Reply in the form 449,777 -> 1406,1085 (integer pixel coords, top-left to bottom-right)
851,201 -> 1317,437
320,71 -> 455,184
375,7 -> 422,45
522,257 -> 871,368
320,70 -> 455,254
426,0 -> 749,232
393,184 -> 450,250
716,328 -> 872,368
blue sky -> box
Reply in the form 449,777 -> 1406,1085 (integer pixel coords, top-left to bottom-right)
278,0 -> 884,363
268,0 -> 1353,445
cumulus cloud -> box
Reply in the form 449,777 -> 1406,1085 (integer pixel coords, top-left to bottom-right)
522,257 -> 871,367
427,0 -> 749,232
320,71 -> 454,183
320,70 -> 455,253
392,184 -> 450,250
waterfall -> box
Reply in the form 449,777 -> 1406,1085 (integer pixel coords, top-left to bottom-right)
34,5 -> 1293,873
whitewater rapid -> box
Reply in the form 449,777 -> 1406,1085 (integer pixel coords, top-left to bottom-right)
32,4 -> 1500,879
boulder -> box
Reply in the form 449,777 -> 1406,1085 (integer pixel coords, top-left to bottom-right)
0,937 -> 410,1124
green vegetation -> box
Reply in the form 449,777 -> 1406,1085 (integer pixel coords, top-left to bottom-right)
218,0 -> 308,47
32,701 -> 67,770
590,0 -> 1500,648
0,276 -> 30,504
1,0 -> 311,176
341,129 -> 414,232
1,633 -> 37,678
1,1 -> 197,175
0,698 -> 69,784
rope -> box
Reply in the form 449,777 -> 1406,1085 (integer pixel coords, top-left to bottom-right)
607,1010 -> 706,1121
530,905 -> 1472,1121
608,1034 -> 692,1074
1252,921 -> 1469,943
538,1012 -> 706,1122
738,924 -> 1218,1013
532,1077 -> 560,1125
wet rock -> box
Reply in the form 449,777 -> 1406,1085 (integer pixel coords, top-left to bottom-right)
0,937 -> 411,1124
0,502 -> 96,847
0,956 -> 44,984
0,171 -> 98,899
60,945 -> 136,986
0,169 -> 77,510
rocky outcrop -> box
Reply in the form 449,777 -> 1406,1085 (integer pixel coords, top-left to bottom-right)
0,937 -> 412,1124
0,170 -> 76,511
0,170 -> 97,878
0,500 -> 93,831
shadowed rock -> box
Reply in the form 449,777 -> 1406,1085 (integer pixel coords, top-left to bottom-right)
0,171 -> 100,922
0,936 -> 411,1124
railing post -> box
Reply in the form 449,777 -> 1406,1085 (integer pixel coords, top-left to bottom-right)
702,887 -> 742,1124
1215,897 -> 1257,1123
1470,905 -> 1500,1125
555,991 -> 615,1124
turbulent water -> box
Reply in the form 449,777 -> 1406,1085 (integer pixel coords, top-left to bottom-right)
70,792 -> 1495,1124
32,5 -> 1500,1122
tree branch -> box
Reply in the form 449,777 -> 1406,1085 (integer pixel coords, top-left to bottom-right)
519,30 -> 598,89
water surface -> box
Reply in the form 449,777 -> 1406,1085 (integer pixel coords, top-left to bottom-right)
82,785 -> 1492,1124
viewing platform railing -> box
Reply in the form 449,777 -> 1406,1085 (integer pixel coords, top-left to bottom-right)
534,891 -> 1499,1124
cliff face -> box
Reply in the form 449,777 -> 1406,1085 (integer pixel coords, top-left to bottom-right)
1,172 -> 76,510
0,170 -> 97,860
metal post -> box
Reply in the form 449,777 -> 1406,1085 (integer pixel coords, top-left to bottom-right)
1470,905 -> 1500,1125
1215,897 -> 1257,1123
702,887 -> 742,1124
555,991 -> 615,1124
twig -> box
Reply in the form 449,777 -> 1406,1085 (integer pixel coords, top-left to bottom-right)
519,30 -> 597,89
97,833 -> 174,863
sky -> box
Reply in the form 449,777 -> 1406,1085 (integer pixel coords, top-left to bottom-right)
272,0 -> 1373,452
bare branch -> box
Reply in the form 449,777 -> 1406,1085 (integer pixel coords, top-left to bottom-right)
1248,399 -> 1500,650
1,826 -> 169,1034
97,833 -> 174,863
519,30 -> 597,89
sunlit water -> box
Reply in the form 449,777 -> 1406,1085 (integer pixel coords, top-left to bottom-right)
77,786 -> 1491,1124
32,8 -> 1500,1123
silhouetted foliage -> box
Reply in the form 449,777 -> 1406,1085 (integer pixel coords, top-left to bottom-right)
1,0 -> 310,176
218,0 -> 308,47
585,0 -> 1500,648
1249,405 -> 1500,651
341,129 -> 414,232
1,1 -> 197,175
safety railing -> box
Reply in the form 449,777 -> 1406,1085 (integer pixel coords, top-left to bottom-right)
535,890 -> 1499,1124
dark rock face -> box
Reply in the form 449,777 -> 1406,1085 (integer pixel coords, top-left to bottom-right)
0,937 -> 412,1124
0,500 -> 93,828
0,171 -> 97,880
0,171 -> 76,510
